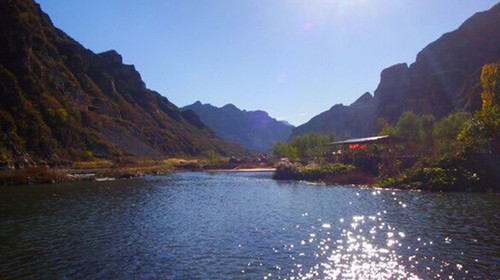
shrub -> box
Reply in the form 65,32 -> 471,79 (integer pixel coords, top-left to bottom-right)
273,162 -> 355,181
375,157 -> 480,191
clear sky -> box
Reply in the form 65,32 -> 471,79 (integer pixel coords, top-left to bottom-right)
35,0 -> 498,126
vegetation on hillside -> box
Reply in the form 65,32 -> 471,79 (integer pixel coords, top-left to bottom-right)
274,64 -> 500,192
0,0 -> 248,168
291,3 -> 500,139
377,63 -> 500,191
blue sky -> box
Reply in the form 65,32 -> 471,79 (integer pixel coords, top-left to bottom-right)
36,0 -> 498,125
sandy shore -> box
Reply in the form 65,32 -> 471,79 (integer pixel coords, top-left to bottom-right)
207,168 -> 276,172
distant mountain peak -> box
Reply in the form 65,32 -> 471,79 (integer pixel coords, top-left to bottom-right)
182,102 -> 293,152
356,92 -> 373,102
221,103 -> 240,111
98,50 -> 123,64
280,120 -> 294,127
0,0 -> 245,162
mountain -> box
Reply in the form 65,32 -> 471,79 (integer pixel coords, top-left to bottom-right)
291,92 -> 375,138
0,0 -> 244,164
182,102 -> 294,152
292,3 -> 500,138
280,120 -> 295,127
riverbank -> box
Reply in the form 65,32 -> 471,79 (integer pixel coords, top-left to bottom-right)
0,158 -> 274,186
207,168 -> 276,172
272,158 -> 499,193
272,161 -> 376,186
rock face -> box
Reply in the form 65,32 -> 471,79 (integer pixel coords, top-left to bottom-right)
292,3 -> 500,138
0,0 -> 243,162
291,93 -> 375,138
182,102 -> 294,152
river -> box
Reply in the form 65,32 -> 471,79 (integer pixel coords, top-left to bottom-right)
0,172 -> 498,279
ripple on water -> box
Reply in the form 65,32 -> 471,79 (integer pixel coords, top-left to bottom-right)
0,173 -> 498,279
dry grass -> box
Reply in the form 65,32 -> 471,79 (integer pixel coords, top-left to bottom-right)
0,157 -> 261,185
73,159 -> 114,169
95,164 -> 175,179
0,167 -> 69,185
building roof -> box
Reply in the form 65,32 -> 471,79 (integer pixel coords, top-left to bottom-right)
327,135 -> 399,145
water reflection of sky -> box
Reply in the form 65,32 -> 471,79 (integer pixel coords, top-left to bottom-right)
238,183 -> 497,280
276,191 -> 425,280
0,172 -> 498,279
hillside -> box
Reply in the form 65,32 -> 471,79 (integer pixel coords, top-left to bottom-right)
0,0 -> 244,166
183,102 -> 294,152
292,2 -> 500,138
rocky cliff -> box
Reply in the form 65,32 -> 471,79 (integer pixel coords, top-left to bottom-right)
183,102 -> 294,152
292,2 -> 500,138
0,0 -> 243,165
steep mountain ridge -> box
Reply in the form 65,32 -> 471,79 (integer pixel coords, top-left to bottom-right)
0,0 -> 242,164
291,92 -> 374,138
182,102 -> 294,152
292,3 -> 500,138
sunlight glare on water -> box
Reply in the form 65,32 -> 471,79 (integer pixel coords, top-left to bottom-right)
288,212 -> 421,279
280,191 -> 422,280
0,172 -> 498,279
256,186 -> 490,280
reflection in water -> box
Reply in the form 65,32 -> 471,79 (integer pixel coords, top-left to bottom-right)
253,189 -> 497,280
285,207 -> 421,280
0,172 -> 498,279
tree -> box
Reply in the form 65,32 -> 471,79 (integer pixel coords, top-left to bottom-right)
272,133 -> 336,162
433,112 -> 471,155
395,111 -> 423,143
379,124 -> 397,136
272,141 -> 299,162
458,63 -> 500,153
377,118 -> 396,136
272,142 -> 289,158
480,63 -> 500,109
420,114 -> 436,149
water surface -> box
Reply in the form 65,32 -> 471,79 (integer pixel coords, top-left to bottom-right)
0,172 -> 498,279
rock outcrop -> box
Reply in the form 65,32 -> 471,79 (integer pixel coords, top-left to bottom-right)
290,92 -> 374,138
292,3 -> 500,138
0,0 -> 243,164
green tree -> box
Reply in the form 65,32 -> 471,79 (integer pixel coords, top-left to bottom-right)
433,112 -> 471,155
420,114 -> 436,149
272,141 -> 299,161
289,133 -> 336,161
287,146 -> 300,162
272,142 -> 289,158
377,118 -> 396,136
272,133 -> 336,162
379,124 -> 397,136
395,111 -> 423,143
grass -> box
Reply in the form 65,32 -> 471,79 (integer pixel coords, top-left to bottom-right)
0,167 -> 69,185
273,162 -> 358,181
73,159 -> 114,169
0,157 -> 265,185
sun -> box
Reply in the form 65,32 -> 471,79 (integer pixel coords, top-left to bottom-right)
296,0 -> 380,24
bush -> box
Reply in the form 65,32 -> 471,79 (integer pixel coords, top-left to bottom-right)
272,161 -> 300,180
273,162 -> 355,181
375,157 -> 480,191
